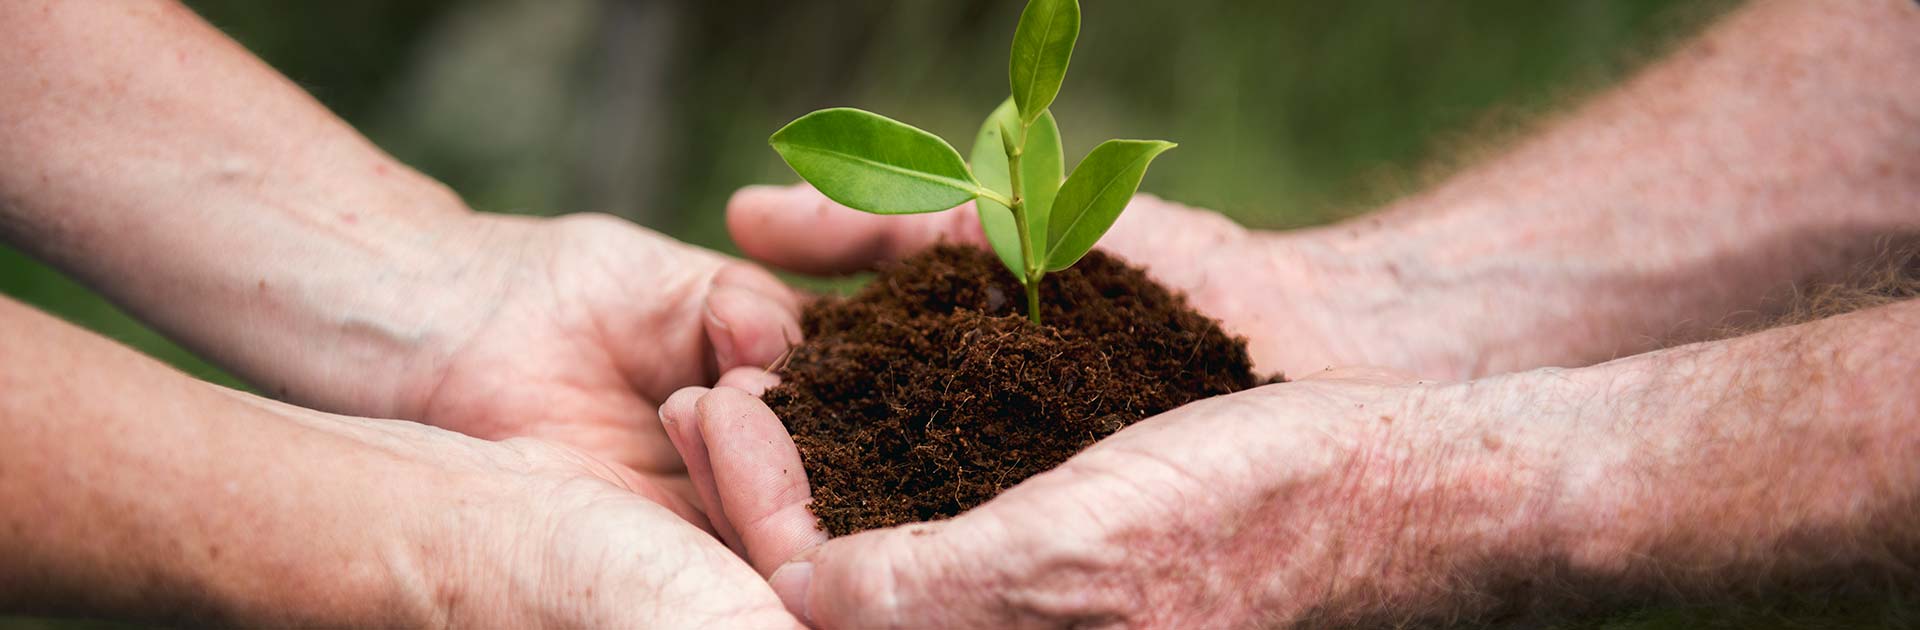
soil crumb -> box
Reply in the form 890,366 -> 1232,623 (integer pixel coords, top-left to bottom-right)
765,245 -> 1268,536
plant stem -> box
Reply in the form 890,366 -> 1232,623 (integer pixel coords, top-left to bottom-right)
1023,279 -> 1041,324
1006,123 -> 1043,325
974,188 -> 1016,209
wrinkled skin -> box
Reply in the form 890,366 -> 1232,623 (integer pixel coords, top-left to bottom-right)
675,186 -> 1565,626
394,426 -> 806,628
378,212 -> 803,517
380,182 -> 1381,520
659,369 -> 1547,628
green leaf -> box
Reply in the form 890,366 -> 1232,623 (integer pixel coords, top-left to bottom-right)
1009,0 -> 1079,125
976,200 -> 1024,279
971,98 -> 1064,278
1045,139 -> 1175,271
770,108 -> 979,214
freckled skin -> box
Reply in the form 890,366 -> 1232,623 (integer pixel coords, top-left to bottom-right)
684,296 -> 1920,627
728,0 -> 1920,385
0,0 -> 811,624
695,1 -> 1920,625
0,298 -> 804,627
1,0 -> 1917,625
0,0 -> 805,522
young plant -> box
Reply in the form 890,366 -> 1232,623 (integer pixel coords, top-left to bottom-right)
768,0 -> 1174,324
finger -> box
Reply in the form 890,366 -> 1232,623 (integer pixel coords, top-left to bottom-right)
729,185 -> 1256,283
771,523 -> 987,630
727,184 -> 989,275
660,386 -> 746,556
705,264 -> 805,373
1093,192 -> 1255,265
713,262 -> 805,312
773,480 -> 1136,628
717,366 -> 782,397
693,387 -> 828,576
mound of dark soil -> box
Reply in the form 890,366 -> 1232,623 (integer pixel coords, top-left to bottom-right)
764,245 -> 1268,536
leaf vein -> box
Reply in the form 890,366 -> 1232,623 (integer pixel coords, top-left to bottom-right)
1016,1 -> 1067,116
774,143 -> 975,193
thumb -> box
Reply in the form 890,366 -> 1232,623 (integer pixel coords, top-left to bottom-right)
728,184 -> 989,275
703,263 -> 803,372
768,527 -> 940,629
689,386 -> 826,574
772,518 -> 1049,630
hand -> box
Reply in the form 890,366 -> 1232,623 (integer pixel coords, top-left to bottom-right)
377,212 -> 803,513
0,285 -> 802,627
429,431 -> 805,628
215,395 -> 806,627
725,184 -> 1406,379
660,370 -> 1586,628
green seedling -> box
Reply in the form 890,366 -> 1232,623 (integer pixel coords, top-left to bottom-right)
768,0 -> 1174,324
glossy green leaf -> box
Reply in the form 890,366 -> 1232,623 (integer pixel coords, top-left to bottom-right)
770,108 -> 979,214
971,98 -> 1064,278
1045,139 -> 1175,271
1009,0 -> 1079,125
975,200 -> 1024,279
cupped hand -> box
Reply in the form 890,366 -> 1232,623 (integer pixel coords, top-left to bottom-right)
662,369 -> 1584,628
424,429 -> 804,628
725,184 -> 1371,379
382,212 -> 802,513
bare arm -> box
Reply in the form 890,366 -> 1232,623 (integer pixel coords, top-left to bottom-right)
1314,292 -> 1920,623
0,0 -> 472,414
0,295 -> 476,624
665,298 -> 1920,627
725,0 -> 1920,381
0,295 -> 799,626
0,0 -> 802,476
1542,296 -> 1920,597
1290,0 -> 1920,377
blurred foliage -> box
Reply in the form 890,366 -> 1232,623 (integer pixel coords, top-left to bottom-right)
6,0 -> 1734,384
12,0 -> 1903,627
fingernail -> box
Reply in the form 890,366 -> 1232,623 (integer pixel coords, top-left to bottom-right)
769,561 -> 813,625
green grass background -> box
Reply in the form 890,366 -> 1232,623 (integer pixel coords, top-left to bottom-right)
3,0 -> 1909,627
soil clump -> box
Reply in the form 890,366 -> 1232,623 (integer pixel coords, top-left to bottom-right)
766,245 -> 1267,536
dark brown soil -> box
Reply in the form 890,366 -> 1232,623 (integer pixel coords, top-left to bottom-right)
765,245 -> 1269,537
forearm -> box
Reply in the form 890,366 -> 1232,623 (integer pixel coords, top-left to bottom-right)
0,296 -> 491,625
1284,0 -> 1920,378
0,0 -> 480,414
1308,299 -> 1920,624
1544,298 -> 1920,590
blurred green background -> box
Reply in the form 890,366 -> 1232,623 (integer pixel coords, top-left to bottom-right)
7,0 -> 1908,627
2,0 -> 1738,390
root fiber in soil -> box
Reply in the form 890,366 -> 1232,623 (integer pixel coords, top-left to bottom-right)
764,245 -> 1267,537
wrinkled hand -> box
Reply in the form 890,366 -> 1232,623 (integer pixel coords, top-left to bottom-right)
726,184 -> 1366,378
661,370 -> 1580,628
415,426 -> 803,628
380,212 -> 801,514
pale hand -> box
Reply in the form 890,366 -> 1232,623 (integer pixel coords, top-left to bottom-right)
660,369 -> 1579,628
382,212 -> 802,515
380,420 -> 805,628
